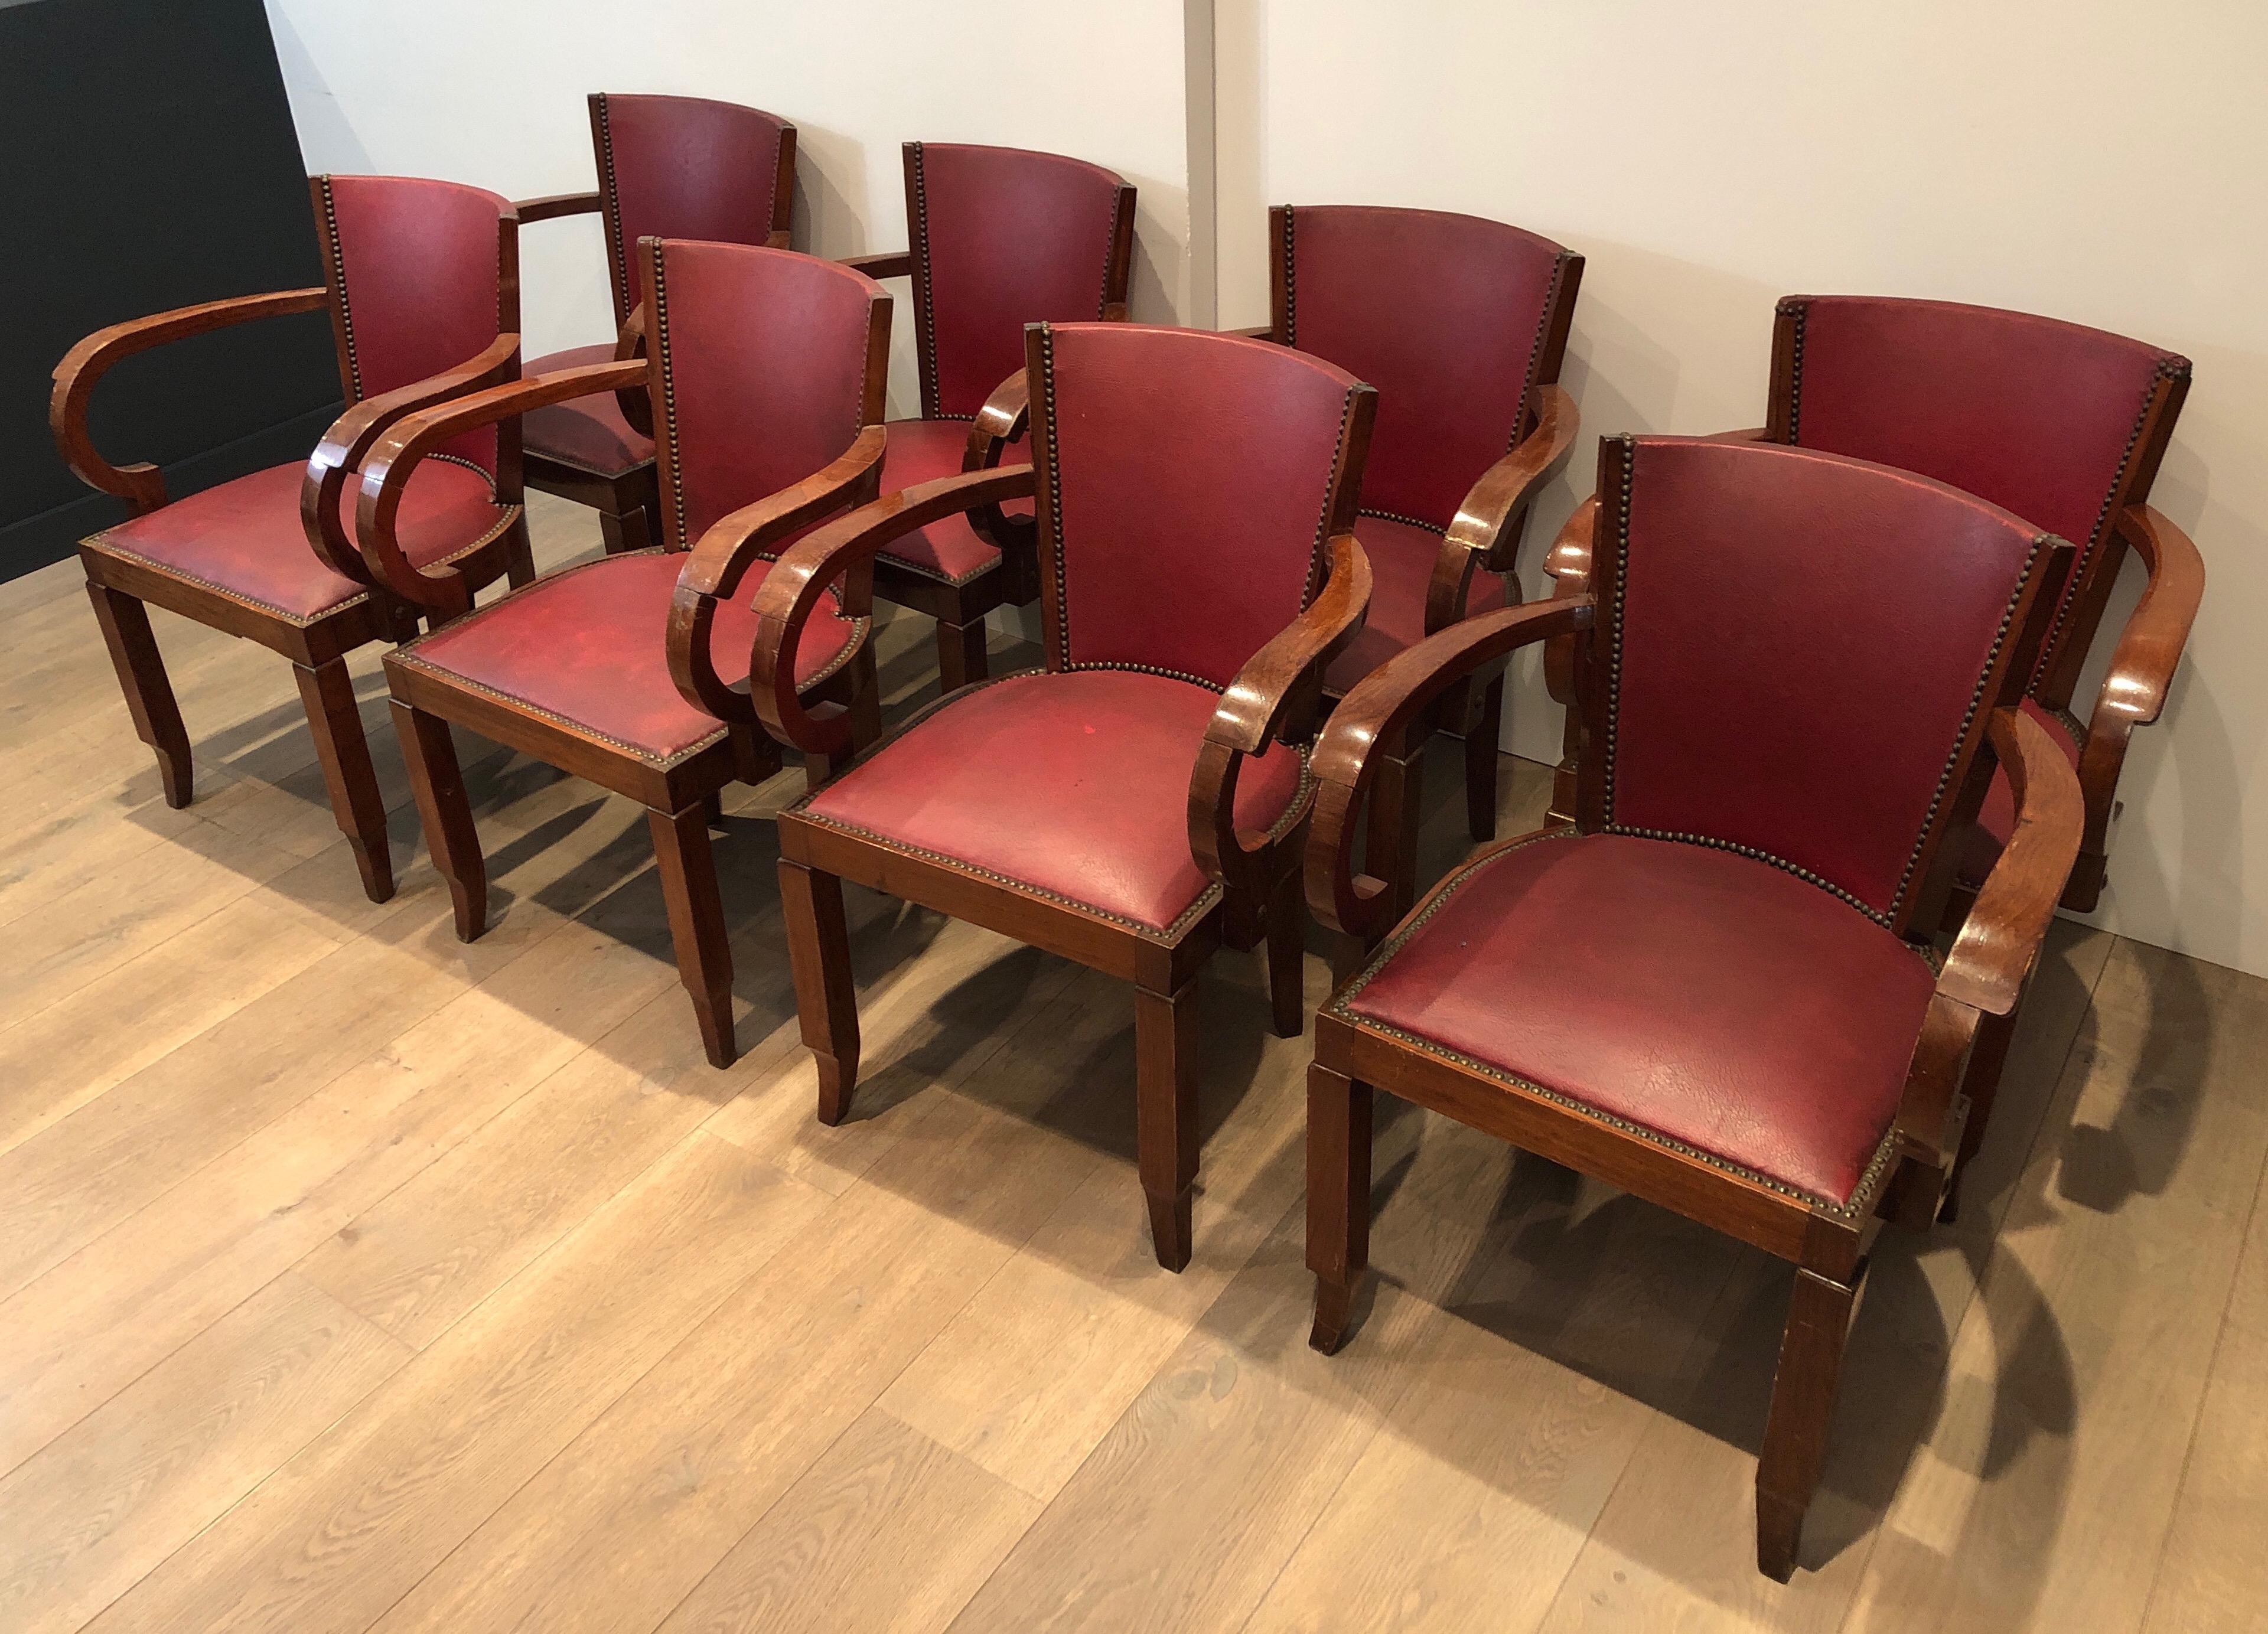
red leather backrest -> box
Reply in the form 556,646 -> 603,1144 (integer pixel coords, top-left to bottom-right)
911,143 -> 1129,419
595,93 -> 793,325
1777,295 -> 2185,684
317,174 -> 513,477
1034,322 -> 1363,688
1282,204 -> 1575,530
644,240 -> 883,552
1602,436 -> 2047,924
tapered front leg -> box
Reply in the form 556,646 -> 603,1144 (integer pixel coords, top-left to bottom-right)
1265,861 -> 1306,1039
649,804 -> 737,1069
936,614 -> 988,694
390,699 -> 485,938
1135,977 -> 1200,1272
1941,1007 -> 2019,1223
1306,1062 -> 1373,1353
1366,733 -> 1425,923
85,581 -> 193,808
1464,670 -> 1504,843
296,658 -> 394,902
849,644 -> 884,752
1756,1265 -> 1860,1581
779,856 -> 859,1122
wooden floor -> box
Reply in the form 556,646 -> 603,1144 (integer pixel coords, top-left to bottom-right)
2,493 -> 2263,1634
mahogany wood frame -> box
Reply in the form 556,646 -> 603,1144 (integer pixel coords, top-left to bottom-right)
363,242 -> 889,1068
841,143 -> 1138,696
51,178 -> 529,903
757,324 -> 1377,1271
1244,204 -> 1585,919
513,93 -> 799,556
1302,447 -> 2085,1579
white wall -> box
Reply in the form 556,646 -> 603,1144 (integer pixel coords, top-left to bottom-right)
1217,0 -> 2268,978
264,0 -> 1204,419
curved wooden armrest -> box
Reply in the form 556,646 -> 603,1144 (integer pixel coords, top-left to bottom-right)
1423,384 -> 1582,632
51,286 -> 330,513
1541,497 -> 1599,705
1191,534 -> 1373,892
842,251 -> 910,281
1306,597 -> 1596,944
354,358 -> 644,609
1938,706 -> 2085,1017
963,370 -> 1034,553
610,302 -> 653,438
667,426 -> 889,723
301,332 -> 522,580
513,190 -> 602,223
750,465 -> 1035,755
2068,504 -> 2204,850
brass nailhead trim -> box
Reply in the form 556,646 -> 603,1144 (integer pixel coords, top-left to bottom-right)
1331,826 -> 1914,1216
1279,204 -> 1298,348
317,177 -> 363,400
1510,250 -> 1570,454
647,240 -> 688,552
594,94 -> 630,325
908,143 -> 941,421
1777,296 -> 1808,443
1358,508 -> 1445,535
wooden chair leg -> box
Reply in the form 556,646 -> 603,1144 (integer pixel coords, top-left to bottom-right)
700,790 -> 724,827
1366,734 -> 1425,922
779,856 -> 859,1121
1756,1265 -> 1859,1581
1464,670 -> 1504,843
1306,1062 -> 1373,1353
295,658 -> 395,903
1265,861 -> 1305,1039
936,615 -> 988,694
84,581 -> 192,808
1549,702 -> 1582,827
390,699 -> 485,940
504,521 -> 536,588
596,494 -> 656,555
1135,977 -> 1200,1272
849,644 -> 884,752
1940,1007 -> 2020,1223
648,804 -> 737,1069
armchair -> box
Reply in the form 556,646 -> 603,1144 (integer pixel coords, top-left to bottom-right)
845,142 -> 1136,694
1250,204 -> 1583,918
1546,295 -> 2199,1205
513,93 -> 797,553
1304,435 -> 2081,1580
367,240 -> 889,1067
53,174 -> 526,903
764,322 -> 1374,1271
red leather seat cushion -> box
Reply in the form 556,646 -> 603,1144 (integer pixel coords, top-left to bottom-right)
1326,513 -> 1507,692
799,668 -> 1308,932
397,551 -> 857,763
89,458 -> 512,624
876,417 -> 1033,584
1961,696 -> 2081,887
1339,831 -> 1935,1205
521,344 -> 655,478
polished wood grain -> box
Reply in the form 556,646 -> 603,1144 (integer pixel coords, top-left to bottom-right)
0,495 -> 2259,1633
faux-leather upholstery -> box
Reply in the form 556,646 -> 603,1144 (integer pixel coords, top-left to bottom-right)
1608,438 -> 2041,920
876,416 -> 1031,584
1339,831 -> 1935,1205
915,143 -> 1124,418
650,241 -> 880,549
1285,204 -> 1568,530
797,668 -> 1307,932
521,344 -> 654,477
1784,296 -> 2179,681
599,93 -> 790,324
1961,696 -> 2080,887
89,458 -> 511,624
1326,513 -> 1506,692
1042,323 -> 1359,688
396,551 -> 856,764
322,174 -> 510,476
